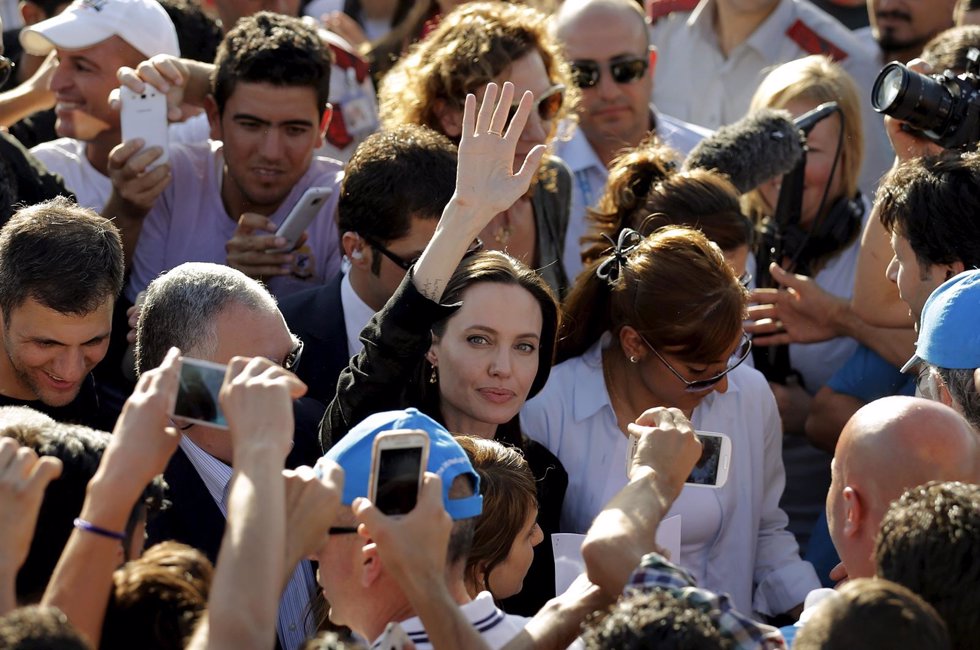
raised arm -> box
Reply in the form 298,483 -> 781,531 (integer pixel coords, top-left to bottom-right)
42,348 -> 183,646
320,82 -> 545,449
581,407 -> 701,598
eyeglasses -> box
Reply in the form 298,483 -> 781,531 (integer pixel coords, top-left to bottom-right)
358,233 -> 484,272
570,55 -> 648,89
0,56 -> 14,88
283,338 -> 304,373
507,84 -> 565,125
640,332 -> 753,393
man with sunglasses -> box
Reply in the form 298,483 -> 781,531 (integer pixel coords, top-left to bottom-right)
279,125 -> 457,405
553,0 -> 711,280
135,261 -> 325,650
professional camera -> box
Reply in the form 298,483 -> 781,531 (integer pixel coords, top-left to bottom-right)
871,48 -> 980,150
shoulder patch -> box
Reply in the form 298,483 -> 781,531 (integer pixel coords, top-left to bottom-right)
786,19 -> 848,61
647,0 -> 699,23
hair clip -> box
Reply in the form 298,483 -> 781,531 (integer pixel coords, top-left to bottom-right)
595,228 -> 642,285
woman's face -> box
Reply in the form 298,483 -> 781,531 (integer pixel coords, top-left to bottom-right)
439,50 -> 558,173
632,329 -> 744,415
428,282 -> 543,437
757,98 -> 847,229
486,507 -> 543,599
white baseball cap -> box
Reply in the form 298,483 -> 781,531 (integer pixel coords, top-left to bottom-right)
20,0 -> 180,60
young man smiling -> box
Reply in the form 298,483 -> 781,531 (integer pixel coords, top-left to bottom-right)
0,197 -> 124,428
111,11 -> 343,302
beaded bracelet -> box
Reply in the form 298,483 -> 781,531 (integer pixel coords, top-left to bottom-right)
73,518 -> 126,541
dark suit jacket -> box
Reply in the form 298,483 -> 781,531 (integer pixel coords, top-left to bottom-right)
279,272 -> 352,410
147,397 -> 326,562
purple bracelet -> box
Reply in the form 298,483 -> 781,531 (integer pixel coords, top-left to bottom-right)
73,518 -> 126,541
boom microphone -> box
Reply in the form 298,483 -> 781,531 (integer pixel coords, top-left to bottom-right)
683,108 -> 805,194
794,101 -> 839,134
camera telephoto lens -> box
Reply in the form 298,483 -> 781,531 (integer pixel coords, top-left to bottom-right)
871,61 -> 955,136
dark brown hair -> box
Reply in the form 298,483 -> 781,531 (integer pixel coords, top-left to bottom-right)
560,227 -> 747,363
582,138 -> 752,266
100,542 -> 213,650
456,435 -> 538,598
425,251 -> 559,445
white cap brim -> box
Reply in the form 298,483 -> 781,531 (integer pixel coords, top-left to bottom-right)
20,11 -> 117,56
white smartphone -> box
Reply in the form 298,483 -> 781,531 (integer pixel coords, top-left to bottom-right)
119,86 -> 169,170
169,357 -> 228,430
627,430 -> 732,488
368,429 -> 430,517
271,187 -> 332,252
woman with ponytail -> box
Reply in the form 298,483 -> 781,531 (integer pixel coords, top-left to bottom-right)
522,226 -> 819,618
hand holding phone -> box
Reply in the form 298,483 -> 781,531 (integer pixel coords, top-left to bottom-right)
369,430 -> 430,517
270,187 -> 332,253
627,429 -> 731,488
169,357 -> 229,429
119,86 -> 169,170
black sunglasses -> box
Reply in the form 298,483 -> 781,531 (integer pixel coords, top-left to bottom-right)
506,83 -> 565,126
0,56 -> 14,88
359,233 -> 484,272
571,55 -> 648,89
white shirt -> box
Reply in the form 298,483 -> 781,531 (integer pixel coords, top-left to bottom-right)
340,272 -> 376,358
521,334 -> 819,616
386,591 -> 529,650
30,138 -> 110,211
650,0 -> 892,198
554,108 -> 710,280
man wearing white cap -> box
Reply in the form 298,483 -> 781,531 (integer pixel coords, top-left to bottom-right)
21,0 -> 179,213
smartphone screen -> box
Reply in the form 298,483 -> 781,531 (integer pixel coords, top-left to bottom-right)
687,433 -> 723,485
374,446 -> 424,516
172,358 -> 228,429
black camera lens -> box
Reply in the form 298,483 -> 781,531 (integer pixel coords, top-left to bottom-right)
871,61 -> 955,136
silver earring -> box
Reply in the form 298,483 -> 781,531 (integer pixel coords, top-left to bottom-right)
630,355 -> 639,364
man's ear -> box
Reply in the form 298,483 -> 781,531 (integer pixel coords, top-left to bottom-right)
342,232 -> 370,269
205,95 -> 222,142
317,103 -> 333,146
945,260 -> 966,281
433,98 -> 463,139
841,486 -> 863,538
360,542 -> 384,588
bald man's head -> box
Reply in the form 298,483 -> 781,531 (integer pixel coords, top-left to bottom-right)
826,396 -> 979,580
553,0 -> 653,163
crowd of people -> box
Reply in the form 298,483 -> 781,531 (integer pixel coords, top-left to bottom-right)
0,0 -> 979,647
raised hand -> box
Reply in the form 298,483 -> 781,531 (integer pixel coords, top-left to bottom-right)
114,54 -> 191,123
452,81 -> 546,219
627,407 -> 702,496
220,356 -> 307,465
225,213 -> 298,281
283,461 -> 344,572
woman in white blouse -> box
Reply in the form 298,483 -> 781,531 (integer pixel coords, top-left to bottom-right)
522,226 -> 819,618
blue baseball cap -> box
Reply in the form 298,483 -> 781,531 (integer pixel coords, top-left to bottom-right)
321,408 -> 483,520
902,270 -> 980,373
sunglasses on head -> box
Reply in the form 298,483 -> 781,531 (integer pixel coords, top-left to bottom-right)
0,55 -> 14,88
571,55 -> 648,89
506,83 -> 565,126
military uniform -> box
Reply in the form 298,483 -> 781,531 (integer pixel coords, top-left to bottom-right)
650,0 -> 892,196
